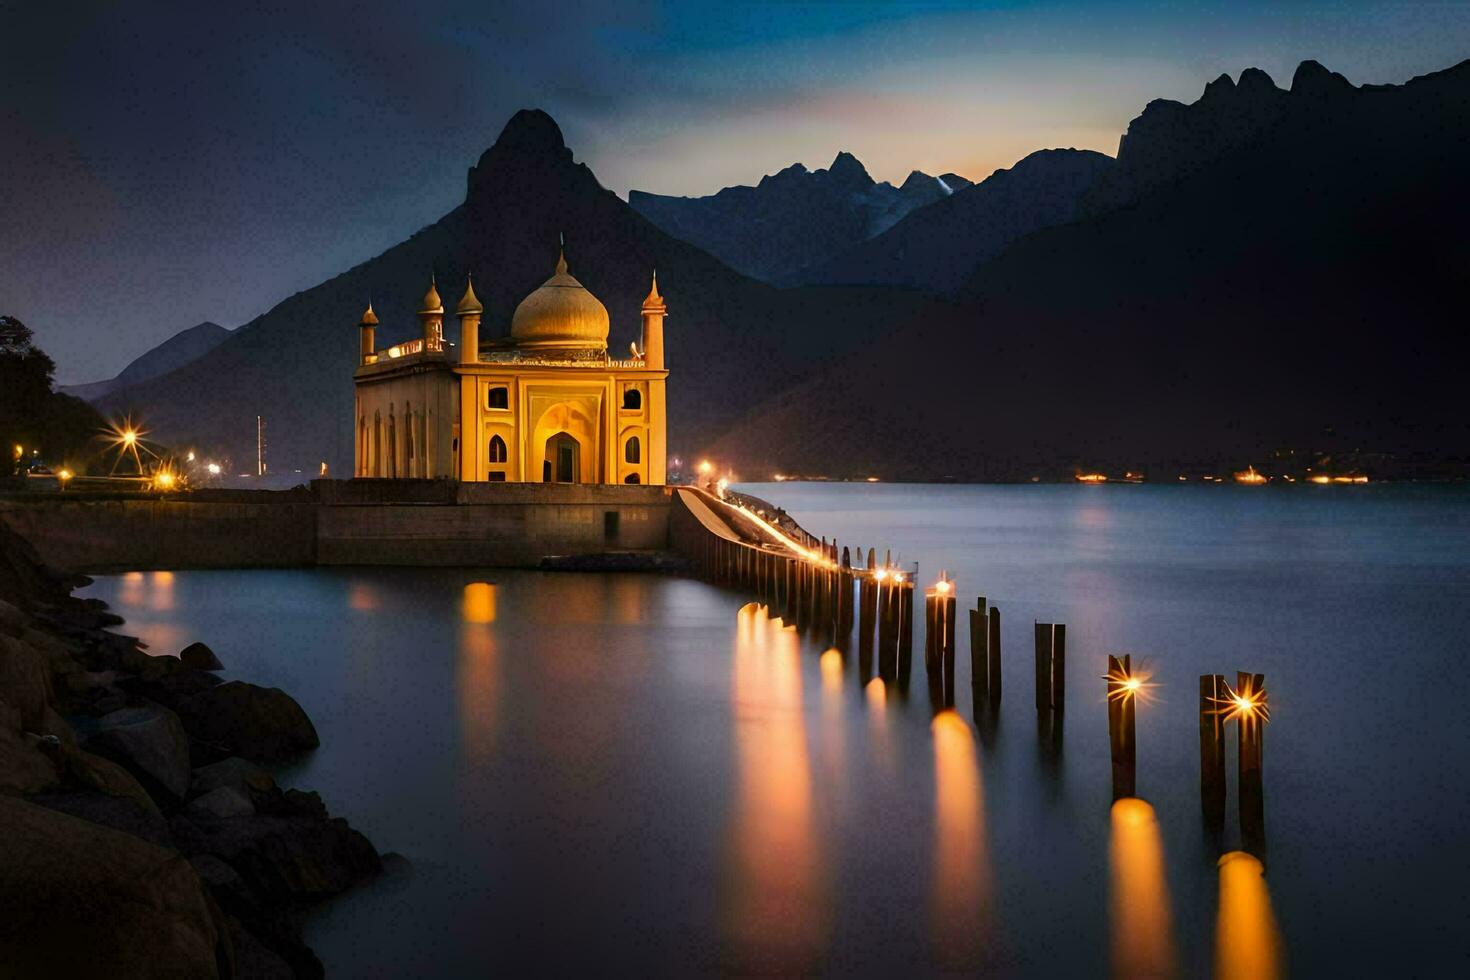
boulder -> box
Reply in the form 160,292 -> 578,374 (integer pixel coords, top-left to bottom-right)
186,786 -> 256,821
174,682 -> 319,764
180,641 -> 224,671
0,633 -> 52,730
31,789 -> 173,847
190,756 -> 277,802
0,596 -> 27,636
85,703 -> 193,802
0,722 -> 61,796
0,795 -> 223,977
62,746 -> 162,816
176,811 -> 380,902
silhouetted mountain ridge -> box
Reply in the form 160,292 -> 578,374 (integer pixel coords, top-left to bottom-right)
707,59 -> 1470,479
628,153 -> 970,282
98,110 -> 945,473
62,321 -> 230,403
783,148 -> 1114,293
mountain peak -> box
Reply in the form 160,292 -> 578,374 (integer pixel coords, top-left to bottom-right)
466,109 -> 576,201
827,151 -> 872,185
1291,60 -> 1354,98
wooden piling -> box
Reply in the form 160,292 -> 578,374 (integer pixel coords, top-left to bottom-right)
1034,623 -> 1053,711
1107,654 -> 1137,800
924,591 -> 943,711
1238,671 -> 1267,855
1051,623 -> 1066,711
969,597 -> 988,701
987,606 -> 1002,703
897,576 -> 915,688
858,553 -> 876,662
1199,674 -> 1226,828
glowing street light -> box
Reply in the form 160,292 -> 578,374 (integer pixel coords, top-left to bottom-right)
57,468 -> 73,491
206,463 -> 221,476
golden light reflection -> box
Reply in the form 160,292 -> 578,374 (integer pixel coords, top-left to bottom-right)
462,582 -> 497,623
930,710 -> 993,968
148,570 -> 175,611
819,648 -> 843,694
120,570 -> 144,607
1215,851 -> 1282,980
1109,798 -> 1177,979
725,602 -> 826,966
347,581 -> 378,612
457,621 -> 500,766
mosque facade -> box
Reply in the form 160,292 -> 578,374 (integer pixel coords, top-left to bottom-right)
352,249 -> 668,485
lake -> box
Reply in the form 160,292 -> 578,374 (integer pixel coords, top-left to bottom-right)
82,483 -> 1470,976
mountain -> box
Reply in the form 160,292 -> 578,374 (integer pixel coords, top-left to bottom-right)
97,111 -> 943,474
705,60 -> 1470,480
62,321 -> 230,402
628,153 -> 969,282
781,148 -> 1114,293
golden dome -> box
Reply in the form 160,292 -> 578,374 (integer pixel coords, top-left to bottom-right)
419,276 -> 443,315
510,251 -> 609,348
457,274 -> 483,315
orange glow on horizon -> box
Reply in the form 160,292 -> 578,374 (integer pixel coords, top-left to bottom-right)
1075,472 -> 1108,483
1234,466 -> 1267,485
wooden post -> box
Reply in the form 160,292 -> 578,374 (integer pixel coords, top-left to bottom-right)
1034,623 -> 1053,711
987,605 -> 1002,704
969,596 -> 988,701
876,570 -> 895,681
837,547 -> 853,649
897,576 -> 915,689
783,558 -> 797,625
1107,654 -> 1137,800
858,551 -> 876,663
1199,674 -> 1226,829
1238,671 -> 1267,855
924,590 -> 942,711
941,588 -> 956,709
1051,623 -> 1066,712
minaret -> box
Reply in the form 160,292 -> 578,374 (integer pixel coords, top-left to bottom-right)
641,270 -> 666,370
359,302 -> 378,363
419,275 -> 444,352
457,273 -> 483,365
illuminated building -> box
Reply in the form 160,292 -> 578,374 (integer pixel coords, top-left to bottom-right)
352,247 -> 668,484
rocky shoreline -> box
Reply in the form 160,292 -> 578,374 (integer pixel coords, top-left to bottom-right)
0,522 -> 381,977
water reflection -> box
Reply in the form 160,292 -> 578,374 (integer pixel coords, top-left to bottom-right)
931,710 -> 994,969
462,582 -> 496,623
1109,798 -> 1177,978
457,622 -> 500,766
724,603 -> 827,968
1215,851 -> 1282,980
149,570 -> 175,610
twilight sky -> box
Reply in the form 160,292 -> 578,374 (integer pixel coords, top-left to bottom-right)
4,1 -> 1469,384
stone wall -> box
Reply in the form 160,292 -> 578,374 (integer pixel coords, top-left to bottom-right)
0,481 -> 674,572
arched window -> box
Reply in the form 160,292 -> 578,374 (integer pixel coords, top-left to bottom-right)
488,435 -> 508,463
624,436 -> 641,464
622,387 -> 642,411
487,386 -> 509,410
624,473 -> 641,484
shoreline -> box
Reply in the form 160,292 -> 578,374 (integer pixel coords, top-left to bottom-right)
0,521 -> 382,977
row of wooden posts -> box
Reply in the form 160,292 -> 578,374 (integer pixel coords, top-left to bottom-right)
693,515 -> 1267,845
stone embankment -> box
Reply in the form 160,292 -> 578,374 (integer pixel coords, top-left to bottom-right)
0,522 -> 380,977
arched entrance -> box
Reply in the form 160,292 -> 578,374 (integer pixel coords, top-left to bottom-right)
546,432 -> 581,483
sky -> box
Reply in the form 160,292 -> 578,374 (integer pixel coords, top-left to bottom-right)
4,0 -> 1469,384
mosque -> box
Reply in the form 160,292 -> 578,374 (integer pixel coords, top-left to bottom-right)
352,248 -> 668,485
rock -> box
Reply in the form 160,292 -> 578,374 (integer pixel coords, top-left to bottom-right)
0,596 -> 28,636
0,722 -> 61,795
174,681 -> 319,764
178,811 -> 380,902
190,756 -> 277,802
0,633 -> 52,730
62,746 -> 162,816
84,703 -> 193,802
31,789 -> 173,847
118,665 -> 224,711
223,914 -> 298,980
0,795 -> 223,977
187,786 -> 256,820
180,641 -> 224,671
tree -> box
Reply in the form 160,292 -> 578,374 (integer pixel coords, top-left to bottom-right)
0,315 -> 105,476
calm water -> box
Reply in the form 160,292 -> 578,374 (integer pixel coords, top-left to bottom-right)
83,484 -> 1470,976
